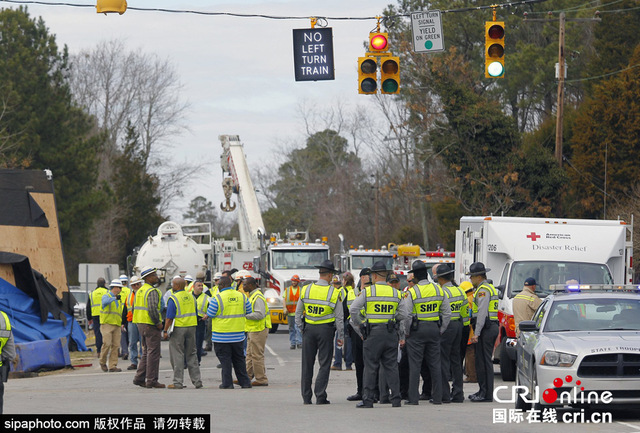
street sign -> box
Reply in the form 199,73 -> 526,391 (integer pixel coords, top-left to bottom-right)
292,27 -> 335,81
411,10 -> 444,53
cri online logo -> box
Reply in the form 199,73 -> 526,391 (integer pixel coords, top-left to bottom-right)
495,376 -> 613,405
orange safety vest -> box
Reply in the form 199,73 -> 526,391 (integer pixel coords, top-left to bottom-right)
125,290 -> 136,322
284,285 -> 301,314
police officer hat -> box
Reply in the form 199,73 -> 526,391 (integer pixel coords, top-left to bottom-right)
387,272 -> 399,283
359,267 -> 371,277
411,260 -> 427,273
465,262 -> 491,276
524,277 -> 536,286
371,260 -> 390,273
315,259 -> 338,273
433,263 -> 454,278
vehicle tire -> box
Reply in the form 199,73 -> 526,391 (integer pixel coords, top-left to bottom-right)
269,324 -> 279,334
515,366 -> 532,411
531,367 -> 544,411
500,339 -> 516,381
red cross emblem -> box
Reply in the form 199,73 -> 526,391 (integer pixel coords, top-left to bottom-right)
526,232 -> 541,241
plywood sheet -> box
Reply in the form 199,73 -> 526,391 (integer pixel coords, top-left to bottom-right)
0,192 -> 68,296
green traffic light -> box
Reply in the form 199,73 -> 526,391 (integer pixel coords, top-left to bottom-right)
487,61 -> 504,77
382,79 -> 398,93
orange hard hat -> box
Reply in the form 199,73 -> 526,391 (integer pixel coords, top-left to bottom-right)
291,275 -> 301,282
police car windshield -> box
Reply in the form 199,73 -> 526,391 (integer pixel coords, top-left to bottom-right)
272,250 -> 329,270
544,298 -> 640,332
509,261 -> 613,297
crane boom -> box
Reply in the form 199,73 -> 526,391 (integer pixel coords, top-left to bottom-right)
219,135 -> 264,251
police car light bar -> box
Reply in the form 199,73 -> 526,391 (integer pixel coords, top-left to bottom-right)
550,284 -> 640,293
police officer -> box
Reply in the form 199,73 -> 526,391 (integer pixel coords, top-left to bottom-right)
433,263 -> 465,403
295,259 -> 344,405
346,267 -> 369,402
350,262 -> 408,408
401,260 -> 451,405
466,262 -> 499,402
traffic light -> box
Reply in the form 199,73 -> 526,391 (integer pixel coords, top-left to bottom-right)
485,21 -> 505,78
369,32 -> 389,53
380,57 -> 400,94
358,57 -> 377,94
96,0 -> 127,15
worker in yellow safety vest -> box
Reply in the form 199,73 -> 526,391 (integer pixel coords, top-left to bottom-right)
244,277 -> 271,386
283,274 -> 302,349
132,267 -> 165,389
90,278 -> 109,358
118,274 -> 131,362
163,276 -> 202,389
0,309 -> 17,415
203,275 -> 253,389
99,279 -> 126,372
192,280 -> 210,363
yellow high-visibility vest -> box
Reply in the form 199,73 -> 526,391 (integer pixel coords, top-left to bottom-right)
363,283 -> 401,324
245,290 -> 271,332
90,287 -> 108,316
100,291 -> 124,326
301,282 -> 341,325
0,311 -> 12,367
212,290 -> 247,333
132,283 -> 161,325
409,283 -> 443,321
169,290 -> 197,327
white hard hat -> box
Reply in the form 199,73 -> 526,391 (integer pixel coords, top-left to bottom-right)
214,272 -> 222,279
235,270 -> 251,279
184,275 -> 194,282
130,277 -> 143,285
109,279 -> 123,288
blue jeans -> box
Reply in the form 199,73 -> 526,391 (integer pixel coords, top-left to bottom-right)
333,323 -> 352,368
128,321 -> 141,365
287,315 -> 302,346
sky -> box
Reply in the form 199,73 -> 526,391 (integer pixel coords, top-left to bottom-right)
6,0 -> 398,222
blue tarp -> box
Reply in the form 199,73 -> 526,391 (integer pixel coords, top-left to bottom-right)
0,277 -> 88,351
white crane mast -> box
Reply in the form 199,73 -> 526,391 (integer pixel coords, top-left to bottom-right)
219,135 -> 264,251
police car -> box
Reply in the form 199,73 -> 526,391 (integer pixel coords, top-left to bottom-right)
515,284 -> 640,409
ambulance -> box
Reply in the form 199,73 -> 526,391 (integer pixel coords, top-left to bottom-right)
455,216 -> 634,381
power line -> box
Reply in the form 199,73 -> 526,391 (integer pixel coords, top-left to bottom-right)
565,63 -> 640,83
0,0 -> 551,20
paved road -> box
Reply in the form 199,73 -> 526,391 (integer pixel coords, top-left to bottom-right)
5,326 -> 640,433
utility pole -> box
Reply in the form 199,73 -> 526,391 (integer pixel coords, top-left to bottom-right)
555,12 -> 566,167
525,12 -> 600,167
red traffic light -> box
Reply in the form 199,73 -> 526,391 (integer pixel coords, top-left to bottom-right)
369,33 -> 389,52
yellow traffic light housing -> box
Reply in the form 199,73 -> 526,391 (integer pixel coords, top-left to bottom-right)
380,56 -> 400,94
369,33 -> 389,53
485,21 -> 505,78
96,0 -> 127,15
358,57 -> 378,95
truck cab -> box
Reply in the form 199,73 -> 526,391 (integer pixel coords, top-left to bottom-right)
256,230 -> 330,332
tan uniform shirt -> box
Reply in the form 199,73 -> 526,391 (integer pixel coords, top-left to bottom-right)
513,286 -> 542,336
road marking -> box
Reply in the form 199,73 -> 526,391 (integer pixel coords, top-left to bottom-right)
265,343 -> 285,366
617,422 -> 640,430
